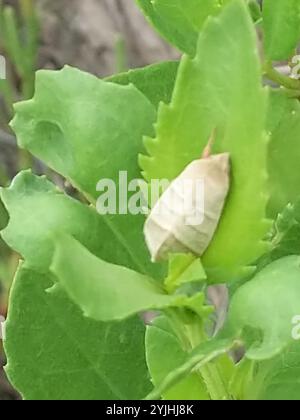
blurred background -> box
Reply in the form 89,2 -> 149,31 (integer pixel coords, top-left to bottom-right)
0,0 -> 178,400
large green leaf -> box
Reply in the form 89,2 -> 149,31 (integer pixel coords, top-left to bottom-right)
136,0 -> 224,56
51,234 -> 211,321
146,316 -> 210,400
107,61 -> 179,108
140,0 -> 270,283
263,0 -> 300,61
9,66 -> 164,278
1,171 -> 163,278
5,264 -> 151,400
266,90 -> 300,218
10,66 -> 156,201
224,256 -> 300,360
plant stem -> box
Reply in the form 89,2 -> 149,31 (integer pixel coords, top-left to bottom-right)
165,309 -> 193,352
145,338 -> 238,401
114,34 -> 128,74
280,87 -> 300,99
264,61 -> 300,90
186,321 -> 231,401
166,309 -> 231,400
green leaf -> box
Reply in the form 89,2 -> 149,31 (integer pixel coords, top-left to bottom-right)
10,65 -> 157,202
263,0 -> 300,61
140,0 -> 270,283
9,67 -> 165,278
155,0 -> 221,31
145,316 -> 210,400
247,0 -> 262,23
224,256 -> 300,360
136,0 -> 223,55
136,0 -> 195,55
51,234 -> 211,321
266,90 -> 300,218
5,264 -> 151,400
1,171 -> 163,278
107,61 -> 179,108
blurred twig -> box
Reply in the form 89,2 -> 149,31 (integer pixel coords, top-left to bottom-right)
114,34 -> 128,74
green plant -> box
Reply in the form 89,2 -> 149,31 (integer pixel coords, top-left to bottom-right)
0,0 -> 39,317
2,0 -> 300,400
0,0 -> 39,131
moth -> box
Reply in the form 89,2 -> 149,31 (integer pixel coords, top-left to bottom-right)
144,141 -> 231,262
